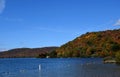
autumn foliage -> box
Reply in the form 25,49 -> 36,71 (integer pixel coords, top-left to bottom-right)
56,29 -> 120,58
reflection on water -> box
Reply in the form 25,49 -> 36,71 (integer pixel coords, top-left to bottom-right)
0,58 -> 120,77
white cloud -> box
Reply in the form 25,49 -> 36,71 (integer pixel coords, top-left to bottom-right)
113,19 -> 120,26
0,0 -> 5,14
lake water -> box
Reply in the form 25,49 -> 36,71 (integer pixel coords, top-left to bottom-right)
0,58 -> 120,77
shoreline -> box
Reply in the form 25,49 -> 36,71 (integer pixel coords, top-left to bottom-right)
103,59 -> 116,63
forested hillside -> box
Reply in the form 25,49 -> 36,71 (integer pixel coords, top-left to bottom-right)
56,29 -> 120,58
1,29 -> 120,58
0,47 -> 58,58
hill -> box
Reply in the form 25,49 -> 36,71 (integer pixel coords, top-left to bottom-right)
1,29 -> 120,58
0,47 -> 58,58
56,29 -> 120,58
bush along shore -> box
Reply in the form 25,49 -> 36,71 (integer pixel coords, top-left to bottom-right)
103,51 -> 120,64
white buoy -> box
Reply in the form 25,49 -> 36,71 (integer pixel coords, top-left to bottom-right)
39,64 -> 41,71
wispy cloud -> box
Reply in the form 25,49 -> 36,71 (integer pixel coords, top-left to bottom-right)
4,17 -> 24,22
0,48 -> 7,51
0,43 -> 7,51
0,0 -> 5,14
37,27 -> 79,35
0,16 -> 24,22
113,19 -> 120,26
38,27 -> 69,33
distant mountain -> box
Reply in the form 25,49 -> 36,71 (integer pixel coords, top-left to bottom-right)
56,29 -> 120,58
0,47 -> 58,58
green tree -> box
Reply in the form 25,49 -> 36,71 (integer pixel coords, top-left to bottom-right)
36,53 -> 47,58
115,51 -> 120,63
111,43 -> 120,52
49,50 -> 57,58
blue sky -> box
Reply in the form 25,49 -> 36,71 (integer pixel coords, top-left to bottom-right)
0,0 -> 120,51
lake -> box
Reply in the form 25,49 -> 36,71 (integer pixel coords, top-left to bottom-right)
0,58 -> 120,77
